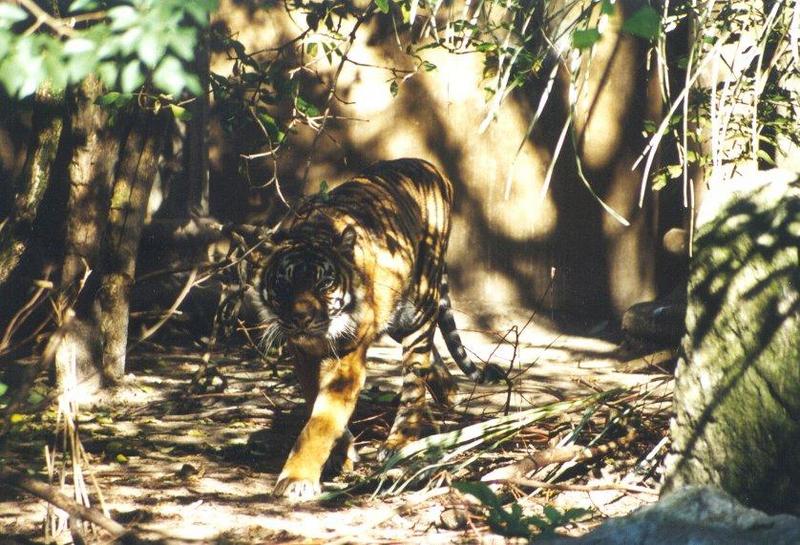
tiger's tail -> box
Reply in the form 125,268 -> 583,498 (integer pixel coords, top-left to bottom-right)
437,273 -> 486,383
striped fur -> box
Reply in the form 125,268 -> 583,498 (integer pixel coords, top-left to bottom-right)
254,158 -> 486,501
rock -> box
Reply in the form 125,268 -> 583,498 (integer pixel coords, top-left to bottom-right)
663,169 -> 800,512
540,486 -> 800,545
621,296 -> 686,347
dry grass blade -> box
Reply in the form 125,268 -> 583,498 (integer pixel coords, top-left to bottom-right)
381,388 -> 625,472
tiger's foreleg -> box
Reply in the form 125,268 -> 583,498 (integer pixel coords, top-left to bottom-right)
274,347 -> 367,501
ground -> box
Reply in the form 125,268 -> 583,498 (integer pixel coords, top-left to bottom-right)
1,312 -> 673,544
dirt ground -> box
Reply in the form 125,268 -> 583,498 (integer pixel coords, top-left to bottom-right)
1,311 -> 674,544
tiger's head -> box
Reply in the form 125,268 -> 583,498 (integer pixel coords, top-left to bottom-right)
255,223 -> 359,353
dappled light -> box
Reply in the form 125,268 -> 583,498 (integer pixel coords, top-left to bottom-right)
1,0 -> 799,542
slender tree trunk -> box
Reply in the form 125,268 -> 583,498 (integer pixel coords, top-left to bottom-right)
61,76 -> 119,289
184,29 -> 210,216
0,84 -> 63,286
99,110 -> 167,382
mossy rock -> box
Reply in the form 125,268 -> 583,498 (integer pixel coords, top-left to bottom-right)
663,169 -> 800,513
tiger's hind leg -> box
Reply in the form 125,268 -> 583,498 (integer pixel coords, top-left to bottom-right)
379,319 -> 454,460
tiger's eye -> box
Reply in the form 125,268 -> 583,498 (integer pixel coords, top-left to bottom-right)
317,276 -> 335,291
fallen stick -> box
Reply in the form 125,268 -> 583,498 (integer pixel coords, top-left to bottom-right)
485,477 -> 659,496
481,427 -> 638,482
0,466 -> 133,540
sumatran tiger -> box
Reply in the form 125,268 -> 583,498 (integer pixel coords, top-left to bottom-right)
254,158 -> 495,501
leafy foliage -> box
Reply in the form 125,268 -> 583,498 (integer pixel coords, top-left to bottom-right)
0,0 -> 217,98
454,481 -> 590,540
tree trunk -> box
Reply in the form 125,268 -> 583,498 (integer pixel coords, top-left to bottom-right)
184,28 -> 210,216
61,75 -> 119,289
662,169 -> 800,513
0,84 -> 63,286
99,109 -> 167,382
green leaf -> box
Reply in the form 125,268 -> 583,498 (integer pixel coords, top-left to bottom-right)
667,164 -> 683,178
169,28 -> 197,61
137,33 -> 165,68
560,507 -> 591,521
63,38 -> 95,55
121,60 -> 144,93
96,61 -> 118,87
652,171 -> 668,190
600,0 -> 615,15
375,0 -> 390,14
184,1 -> 217,25
543,505 -> 563,524
306,42 -> 318,58
68,0 -> 98,13
256,111 -> 284,142
118,27 -> 143,56
420,60 -> 436,72
27,390 -> 44,405
525,514 -> 552,531
318,180 -> 330,202
153,56 -> 186,95
389,80 -> 399,97
756,148 -> 776,165
295,96 -> 320,117
67,51 -> 97,83
453,482 -> 503,510
0,4 -> 28,24
108,5 -> 138,31
400,1 -> 411,23
572,28 -> 601,49
622,5 -> 661,40
0,381 -> 7,398
183,73 -> 203,96
168,104 -> 192,120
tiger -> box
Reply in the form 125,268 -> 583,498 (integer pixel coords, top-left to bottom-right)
254,158 -> 497,501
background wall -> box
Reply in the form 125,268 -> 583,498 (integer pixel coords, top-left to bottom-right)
207,0 -> 663,326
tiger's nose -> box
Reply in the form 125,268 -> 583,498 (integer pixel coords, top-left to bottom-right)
291,299 -> 317,329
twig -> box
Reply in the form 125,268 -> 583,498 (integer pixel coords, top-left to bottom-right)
0,467 -> 133,539
300,4 -> 376,184
130,268 -> 198,348
493,477 -> 659,496
481,427 -> 637,482
0,279 -> 52,354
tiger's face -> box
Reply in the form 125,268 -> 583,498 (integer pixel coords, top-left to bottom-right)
257,225 -> 358,352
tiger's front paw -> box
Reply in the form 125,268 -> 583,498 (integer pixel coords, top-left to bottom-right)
273,475 -> 321,502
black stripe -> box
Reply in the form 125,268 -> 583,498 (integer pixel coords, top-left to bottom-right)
437,273 -> 483,382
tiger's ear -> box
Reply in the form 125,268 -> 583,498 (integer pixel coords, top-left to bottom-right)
337,224 -> 357,259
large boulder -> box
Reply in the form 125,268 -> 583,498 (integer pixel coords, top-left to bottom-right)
662,169 -> 800,512
540,486 -> 800,544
